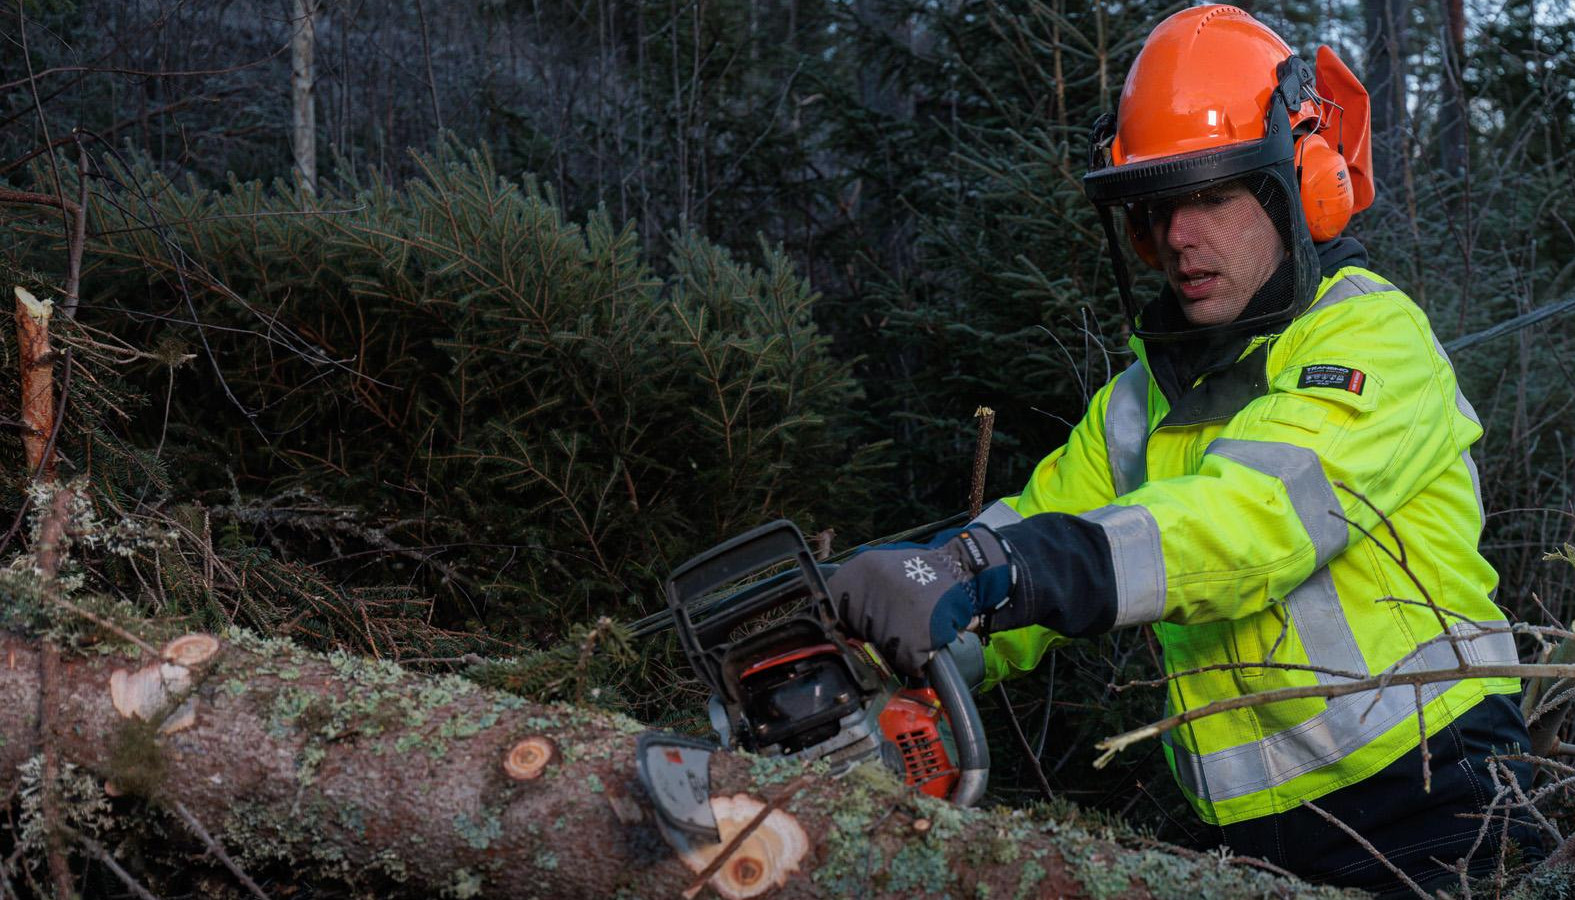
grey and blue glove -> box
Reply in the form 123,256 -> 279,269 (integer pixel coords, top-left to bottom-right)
829,526 -> 1017,677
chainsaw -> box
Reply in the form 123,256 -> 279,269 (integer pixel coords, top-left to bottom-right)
659,519 -> 989,809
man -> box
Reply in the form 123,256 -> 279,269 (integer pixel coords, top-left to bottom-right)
831,6 -> 1542,894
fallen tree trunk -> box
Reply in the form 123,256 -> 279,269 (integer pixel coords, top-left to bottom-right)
0,627 -> 1364,898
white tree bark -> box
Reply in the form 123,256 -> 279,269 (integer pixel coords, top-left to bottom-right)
291,0 -> 319,194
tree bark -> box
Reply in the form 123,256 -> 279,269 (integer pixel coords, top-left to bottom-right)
290,0 -> 319,195
1437,0 -> 1468,176
14,285 -> 58,483
0,629 -> 1362,899
1363,0 -> 1409,192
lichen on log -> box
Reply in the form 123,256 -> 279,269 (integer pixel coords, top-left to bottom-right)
0,626 -> 1371,898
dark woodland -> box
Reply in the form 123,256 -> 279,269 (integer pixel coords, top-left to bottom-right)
0,0 -> 1573,897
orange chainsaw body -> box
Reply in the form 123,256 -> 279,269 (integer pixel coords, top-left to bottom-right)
879,687 -> 959,799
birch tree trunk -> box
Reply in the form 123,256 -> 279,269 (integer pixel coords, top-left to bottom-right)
290,0 -> 319,195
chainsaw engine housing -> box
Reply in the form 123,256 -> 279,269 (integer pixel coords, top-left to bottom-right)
667,521 -> 968,799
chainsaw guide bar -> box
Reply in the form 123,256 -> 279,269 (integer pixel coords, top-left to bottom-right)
636,732 -> 722,843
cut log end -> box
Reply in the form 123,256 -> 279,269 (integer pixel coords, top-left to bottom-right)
161,633 -> 220,667
110,663 -> 192,721
503,736 -> 558,781
14,285 -> 52,323
674,794 -> 809,900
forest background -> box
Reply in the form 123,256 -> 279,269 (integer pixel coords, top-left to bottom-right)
0,0 -> 1573,894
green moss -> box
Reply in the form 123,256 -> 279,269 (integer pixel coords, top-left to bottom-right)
885,836 -> 956,894
453,811 -> 503,851
586,774 -> 604,793
1013,860 -> 1047,900
438,710 -> 499,740
296,744 -> 327,785
337,803 -> 367,837
443,868 -> 485,899
107,717 -> 165,797
533,850 -> 560,870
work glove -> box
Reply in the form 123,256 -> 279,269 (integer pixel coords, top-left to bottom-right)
829,527 -> 1017,678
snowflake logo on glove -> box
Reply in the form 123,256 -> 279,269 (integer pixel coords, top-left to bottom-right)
903,556 -> 937,586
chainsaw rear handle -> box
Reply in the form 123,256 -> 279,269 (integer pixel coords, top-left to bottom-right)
926,645 -> 989,807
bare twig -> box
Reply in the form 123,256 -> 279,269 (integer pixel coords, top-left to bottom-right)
60,134 -> 89,320
1094,657 -> 1575,766
1333,483 -> 1467,668
73,833 -> 159,900
172,802 -> 272,900
995,682 -> 1056,803
969,406 -> 995,519
1444,294 -> 1575,354
680,775 -> 810,900
1302,800 -> 1431,900
0,189 -> 81,216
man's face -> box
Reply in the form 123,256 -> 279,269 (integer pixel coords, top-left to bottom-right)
1146,180 -> 1287,326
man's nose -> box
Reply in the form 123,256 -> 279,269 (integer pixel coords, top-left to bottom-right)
1164,204 -> 1203,251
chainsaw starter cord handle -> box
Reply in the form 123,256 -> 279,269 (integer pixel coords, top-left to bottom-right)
927,646 -> 989,807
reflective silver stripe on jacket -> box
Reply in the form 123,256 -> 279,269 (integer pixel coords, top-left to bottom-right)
1167,621 -> 1519,803
1105,362 -> 1149,496
1284,568 -> 1367,685
1201,439 -> 1364,686
1204,439 -> 1348,568
1306,272 -> 1394,316
1081,504 -> 1166,627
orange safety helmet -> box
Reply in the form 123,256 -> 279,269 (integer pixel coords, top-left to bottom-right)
1084,5 -> 1373,341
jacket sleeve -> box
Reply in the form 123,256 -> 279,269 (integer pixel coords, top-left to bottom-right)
996,291 -> 1479,636
982,374 -> 1128,689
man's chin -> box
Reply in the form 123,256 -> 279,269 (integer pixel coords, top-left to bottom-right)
1180,299 -> 1239,327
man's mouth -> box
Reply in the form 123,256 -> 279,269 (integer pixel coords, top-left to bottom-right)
1177,269 -> 1219,301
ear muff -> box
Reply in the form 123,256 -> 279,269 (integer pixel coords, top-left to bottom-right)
1296,132 -> 1354,241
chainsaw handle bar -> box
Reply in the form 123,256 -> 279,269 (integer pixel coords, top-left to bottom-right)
926,647 -> 989,807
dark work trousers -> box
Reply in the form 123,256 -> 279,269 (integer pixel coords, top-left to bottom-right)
1197,695 -> 1546,898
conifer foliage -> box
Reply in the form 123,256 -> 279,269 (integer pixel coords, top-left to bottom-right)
5,145 -> 879,644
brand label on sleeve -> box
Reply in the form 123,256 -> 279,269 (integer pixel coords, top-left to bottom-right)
1298,364 -> 1366,394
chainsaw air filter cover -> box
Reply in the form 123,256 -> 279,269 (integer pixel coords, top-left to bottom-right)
738,640 -> 864,753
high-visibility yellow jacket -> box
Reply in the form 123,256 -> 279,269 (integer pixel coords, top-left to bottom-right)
983,266 -> 1521,826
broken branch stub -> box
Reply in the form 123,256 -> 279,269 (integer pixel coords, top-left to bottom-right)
503,736 -> 558,780
14,285 -> 56,482
162,633 -> 220,667
109,661 -> 198,734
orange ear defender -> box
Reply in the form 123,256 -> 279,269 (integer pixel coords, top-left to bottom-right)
1297,131 -> 1354,241
1313,45 -> 1374,214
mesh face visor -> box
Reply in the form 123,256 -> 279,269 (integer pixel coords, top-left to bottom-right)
1084,100 -> 1322,343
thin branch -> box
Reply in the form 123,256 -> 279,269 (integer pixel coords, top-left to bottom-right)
680,775 -> 810,900
1333,482 -> 1468,668
171,802 -> 271,900
1095,659 -> 1575,767
60,134 -> 89,320
73,833 -> 159,900
1301,800 -> 1431,900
